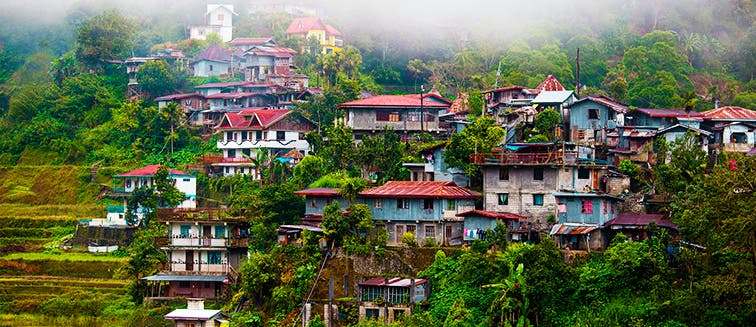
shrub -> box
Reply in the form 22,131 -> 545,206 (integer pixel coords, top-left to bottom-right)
401,232 -> 418,247
423,237 -> 438,247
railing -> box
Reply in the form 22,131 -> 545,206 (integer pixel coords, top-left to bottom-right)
168,262 -> 230,273
470,152 -> 577,165
158,236 -> 249,248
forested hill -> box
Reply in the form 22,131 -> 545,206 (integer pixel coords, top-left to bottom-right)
0,0 -> 754,166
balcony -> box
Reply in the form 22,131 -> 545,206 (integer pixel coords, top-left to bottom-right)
155,207 -> 248,222
159,236 -> 248,248
167,262 -> 231,274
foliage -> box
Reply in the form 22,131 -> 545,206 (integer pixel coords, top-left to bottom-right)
445,117 -> 506,176
318,124 -> 357,173
618,159 -> 641,177
135,60 -> 176,98
401,232 -> 418,247
533,108 -> 561,140
356,128 -> 407,183
75,11 -> 135,71
653,132 -> 707,195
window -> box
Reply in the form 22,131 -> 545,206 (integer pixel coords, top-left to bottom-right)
180,225 -> 191,237
407,111 -> 421,121
242,148 -> 251,157
423,199 -> 434,210
276,131 -> 285,140
217,14 -> 224,21
374,199 -> 382,209
533,194 -> 544,206
581,200 -> 593,214
588,108 -> 600,119
207,251 -> 222,264
227,149 -> 236,158
365,308 -> 380,319
578,168 -> 590,179
498,193 -> 509,205
425,225 -> 435,238
215,226 -> 225,238
499,167 -> 509,180
125,180 -> 132,188
226,131 -> 234,141
446,199 -> 455,210
255,131 -> 263,140
406,225 -> 416,236
183,178 -> 190,182
397,199 -> 409,209
179,281 -> 191,288
310,198 -> 317,208
376,111 -> 401,122
533,168 -> 544,180
209,64 -> 213,71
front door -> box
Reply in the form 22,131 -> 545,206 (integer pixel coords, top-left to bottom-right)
186,250 -> 194,271
395,225 -> 404,244
203,226 -> 212,246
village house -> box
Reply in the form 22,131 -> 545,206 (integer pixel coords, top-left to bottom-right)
285,17 -> 343,54
191,44 -> 240,78
550,192 -> 623,251
402,142 -> 469,187
212,109 -> 315,177
358,181 -> 478,246
143,208 -> 249,300
357,277 -> 428,323
228,37 -> 277,52
102,165 -> 196,226
241,45 -> 298,84
293,188 -> 350,227
566,95 -> 628,146
339,93 -> 453,140
471,143 -> 613,227
155,93 -> 208,126
455,210 -> 530,243
604,212 -> 679,242
189,4 -> 237,43
701,106 -> 756,153
164,298 -> 229,327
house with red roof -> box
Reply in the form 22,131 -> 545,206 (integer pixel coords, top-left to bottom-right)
339,93 -> 453,140
102,165 -> 196,226
456,210 -> 529,243
358,181 -> 478,246
213,109 -> 315,177
285,17 -> 343,54
155,93 -> 209,126
701,106 -> 756,153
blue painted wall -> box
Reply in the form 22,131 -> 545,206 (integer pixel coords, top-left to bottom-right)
555,195 -> 619,225
569,100 -> 615,130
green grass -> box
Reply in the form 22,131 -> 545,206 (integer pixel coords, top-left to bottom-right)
0,203 -> 104,220
1,252 -> 127,262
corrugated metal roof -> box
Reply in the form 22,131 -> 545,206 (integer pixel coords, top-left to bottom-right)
572,95 -> 628,113
229,37 -> 275,46
116,165 -> 191,177
456,210 -> 527,220
194,44 -> 234,62
142,275 -> 227,282
549,224 -> 598,235
701,106 -> 756,121
532,90 -> 574,104
605,213 -> 678,230
359,181 -> 479,199
195,81 -> 254,89
656,124 -> 712,136
631,108 -> 703,118
293,188 -> 340,197
536,75 -> 566,92
164,309 -> 226,320
154,93 -> 204,101
359,277 -> 427,287
338,94 -> 451,108
217,110 -> 291,130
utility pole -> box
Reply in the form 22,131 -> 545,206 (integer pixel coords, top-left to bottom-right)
420,84 -> 425,133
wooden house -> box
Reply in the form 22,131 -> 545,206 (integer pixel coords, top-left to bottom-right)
293,188 -> 350,226
456,210 -> 529,243
339,93 -> 452,140
701,106 -> 756,153
358,181 -> 478,246
604,213 -> 678,242
550,192 -> 623,251
566,95 -> 628,145
358,277 -> 428,323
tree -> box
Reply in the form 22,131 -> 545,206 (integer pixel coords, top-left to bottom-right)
123,221 -> 167,303
356,128 -> 406,183
533,108 -> 561,141
125,166 -> 185,226
136,60 -> 176,98
445,117 -> 506,176
75,11 -> 135,71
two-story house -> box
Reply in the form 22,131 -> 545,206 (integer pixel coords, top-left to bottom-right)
189,4 -> 237,42
104,165 -> 196,226
340,93 -> 453,140
228,37 -> 277,52
213,109 -> 315,177
191,44 -> 239,78
358,181 -> 478,246
143,208 -> 249,299
701,106 -> 756,154
293,188 -> 350,226
550,192 -> 623,251
358,277 -> 428,323
566,95 -> 628,145
285,17 -> 343,54
471,143 -> 612,227
241,45 -> 298,83
155,93 -> 208,126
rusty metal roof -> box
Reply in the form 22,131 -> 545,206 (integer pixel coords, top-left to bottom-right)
605,213 -> 678,230
338,94 -> 451,108
536,74 -> 566,92
630,108 -> 703,118
116,165 -> 191,177
456,210 -> 526,220
549,224 -> 598,235
359,181 -> 479,199
701,106 -> 756,121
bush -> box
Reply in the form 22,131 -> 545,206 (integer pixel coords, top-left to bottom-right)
401,232 -> 418,247
470,239 -> 490,253
423,237 -> 438,247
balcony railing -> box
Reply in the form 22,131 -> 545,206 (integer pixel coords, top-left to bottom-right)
158,236 -> 248,248
202,155 -> 253,165
167,262 -> 231,274
155,207 -> 248,222
470,152 -> 577,165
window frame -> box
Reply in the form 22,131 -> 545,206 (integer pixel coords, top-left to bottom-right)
533,167 -> 544,181
497,193 -> 509,205
533,194 -> 544,206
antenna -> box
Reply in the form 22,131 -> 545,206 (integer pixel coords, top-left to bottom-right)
575,48 -> 580,97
